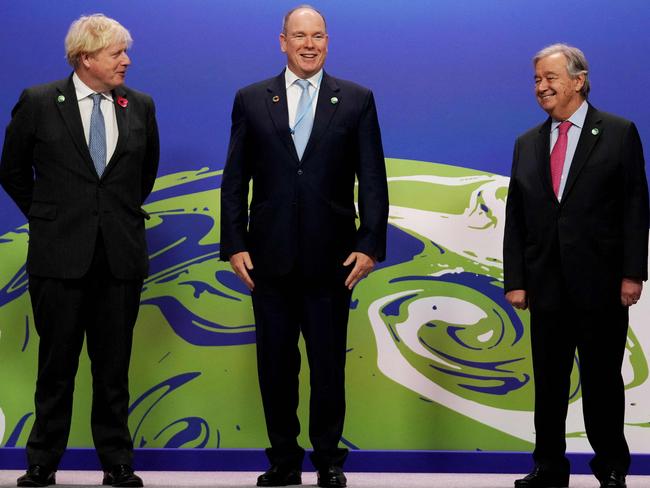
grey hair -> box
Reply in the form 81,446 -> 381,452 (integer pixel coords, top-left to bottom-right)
533,43 -> 590,98
282,5 -> 327,34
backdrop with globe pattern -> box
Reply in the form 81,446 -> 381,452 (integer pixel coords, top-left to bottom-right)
1,0 -> 649,458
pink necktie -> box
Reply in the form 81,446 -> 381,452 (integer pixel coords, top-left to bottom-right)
550,120 -> 572,197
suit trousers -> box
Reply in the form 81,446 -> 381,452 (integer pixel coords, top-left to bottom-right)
251,265 -> 352,470
530,302 -> 630,477
26,231 -> 142,470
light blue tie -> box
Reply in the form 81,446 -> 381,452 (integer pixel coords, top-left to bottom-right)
293,79 -> 314,160
89,93 -> 107,177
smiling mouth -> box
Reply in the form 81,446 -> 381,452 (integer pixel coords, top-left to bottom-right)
539,93 -> 555,101
300,54 -> 317,59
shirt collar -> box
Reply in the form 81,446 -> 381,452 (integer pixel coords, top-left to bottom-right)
284,67 -> 323,90
552,100 -> 588,131
72,72 -> 114,102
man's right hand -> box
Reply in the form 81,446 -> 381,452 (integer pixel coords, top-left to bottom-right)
229,251 -> 255,290
506,289 -> 528,310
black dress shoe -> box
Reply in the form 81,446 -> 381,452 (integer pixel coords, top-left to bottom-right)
514,466 -> 569,487
256,466 -> 302,487
102,465 -> 143,487
17,465 -> 56,487
599,470 -> 626,488
317,466 -> 347,488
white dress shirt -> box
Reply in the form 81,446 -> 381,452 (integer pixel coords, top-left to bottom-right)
72,72 -> 119,165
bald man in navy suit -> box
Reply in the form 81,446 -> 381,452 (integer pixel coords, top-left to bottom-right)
220,6 -> 388,488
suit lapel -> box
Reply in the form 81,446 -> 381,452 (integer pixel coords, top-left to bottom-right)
55,76 -> 96,174
560,105 -> 602,203
534,118 -> 555,202
265,71 -> 299,162
300,72 -> 340,163
101,86 -> 130,179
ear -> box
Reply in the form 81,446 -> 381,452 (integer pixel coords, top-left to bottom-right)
279,33 -> 287,53
574,72 -> 586,93
80,53 -> 92,69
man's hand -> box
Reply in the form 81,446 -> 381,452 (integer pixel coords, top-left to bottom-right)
621,278 -> 643,307
506,289 -> 528,310
229,251 -> 255,290
343,252 -> 376,290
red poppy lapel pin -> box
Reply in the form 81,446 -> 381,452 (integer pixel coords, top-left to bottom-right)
117,96 -> 128,108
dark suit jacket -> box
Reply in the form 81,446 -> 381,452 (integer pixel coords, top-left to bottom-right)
220,70 -> 388,277
0,75 -> 159,280
503,104 -> 649,311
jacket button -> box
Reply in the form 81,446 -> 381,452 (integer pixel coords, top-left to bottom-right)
297,169 -> 303,175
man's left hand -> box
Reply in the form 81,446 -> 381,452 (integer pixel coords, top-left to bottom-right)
343,252 -> 376,290
621,277 -> 643,307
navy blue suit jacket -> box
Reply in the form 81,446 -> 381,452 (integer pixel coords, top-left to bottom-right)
220,71 -> 388,277
504,104 -> 649,310
0,75 -> 159,279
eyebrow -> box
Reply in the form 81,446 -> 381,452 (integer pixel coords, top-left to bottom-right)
289,30 -> 326,35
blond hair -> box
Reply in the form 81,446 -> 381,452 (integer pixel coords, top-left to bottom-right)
65,14 -> 132,67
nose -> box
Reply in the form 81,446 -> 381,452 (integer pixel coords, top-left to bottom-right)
304,36 -> 314,48
537,78 -> 548,92
121,52 -> 131,66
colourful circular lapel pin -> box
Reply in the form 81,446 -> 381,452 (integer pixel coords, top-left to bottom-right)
591,128 -> 599,135
57,95 -> 65,103
330,97 -> 339,105
272,95 -> 280,103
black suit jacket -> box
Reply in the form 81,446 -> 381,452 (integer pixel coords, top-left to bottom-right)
0,75 -> 159,279
503,104 -> 649,311
220,71 -> 388,277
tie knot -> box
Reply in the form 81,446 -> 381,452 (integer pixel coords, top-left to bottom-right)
91,93 -> 103,106
558,120 -> 572,135
295,79 -> 310,91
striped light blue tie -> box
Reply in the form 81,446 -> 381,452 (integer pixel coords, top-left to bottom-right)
89,93 -> 107,177
293,79 -> 314,160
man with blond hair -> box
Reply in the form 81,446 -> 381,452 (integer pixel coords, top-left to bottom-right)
0,14 -> 159,487
504,43 -> 648,488
221,5 -> 388,488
